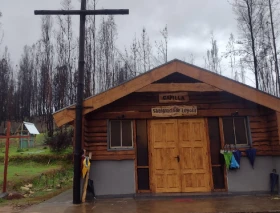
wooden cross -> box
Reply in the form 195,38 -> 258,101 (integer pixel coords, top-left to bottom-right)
0,121 -> 30,194
34,0 -> 129,204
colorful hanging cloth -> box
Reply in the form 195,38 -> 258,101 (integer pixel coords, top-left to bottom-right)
230,154 -> 240,169
233,150 -> 242,165
245,148 -> 257,169
82,157 -> 91,178
223,152 -> 233,170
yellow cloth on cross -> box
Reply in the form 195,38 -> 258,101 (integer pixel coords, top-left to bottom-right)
82,157 -> 91,178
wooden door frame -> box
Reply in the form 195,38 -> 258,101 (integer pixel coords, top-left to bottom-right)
204,118 -> 214,191
147,119 -> 154,192
135,120 -> 151,193
148,117 -> 213,193
219,117 -> 228,191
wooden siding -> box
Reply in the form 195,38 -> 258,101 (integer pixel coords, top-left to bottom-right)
54,60 -> 280,127
249,112 -> 280,155
85,91 -> 280,158
87,92 -> 261,119
84,119 -> 135,160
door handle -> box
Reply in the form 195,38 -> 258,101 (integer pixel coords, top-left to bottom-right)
175,155 -> 180,162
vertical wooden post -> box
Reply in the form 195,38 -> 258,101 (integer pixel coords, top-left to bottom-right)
20,123 -> 23,149
3,121 -> 11,193
28,132 -> 30,148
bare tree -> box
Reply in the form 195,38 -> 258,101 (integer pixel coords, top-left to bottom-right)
155,25 -> 168,64
55,0 -> 77,106
225,33 -> 238,78
0,11 -> 3,46
130,35 -> 138,76
205,32 -> 222,74
83,0 -> 98,98
17,45 -> 35,120
96,15 -> 118,91
231,0 -> 263,89
268,0 -> 280,95
138,28 -> 153,72
88,0 -> 97,95
182,53 -> 196,65
0,48 -> 13,123
38,16 -> 54,136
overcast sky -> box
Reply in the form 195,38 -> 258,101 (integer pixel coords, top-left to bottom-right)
1,0 -> 250,83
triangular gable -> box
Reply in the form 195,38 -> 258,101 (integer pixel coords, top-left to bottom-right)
53,59 -> 280,127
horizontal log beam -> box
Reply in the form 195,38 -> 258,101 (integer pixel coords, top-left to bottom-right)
34,9 -> 129,15
0,135 -> 30,139
89,109 -> 259,119
101,103 -> 259,113
136,83 -> 222,92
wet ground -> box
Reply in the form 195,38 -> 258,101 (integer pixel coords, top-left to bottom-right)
3,190 -> 280,213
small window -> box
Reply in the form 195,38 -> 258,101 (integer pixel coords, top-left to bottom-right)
109,120 -> 133,149
222,117 -> 250,146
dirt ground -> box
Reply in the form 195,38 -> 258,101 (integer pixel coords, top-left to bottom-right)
0,204 -> 28,213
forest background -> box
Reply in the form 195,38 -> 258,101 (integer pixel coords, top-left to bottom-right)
0,0 -> 279,136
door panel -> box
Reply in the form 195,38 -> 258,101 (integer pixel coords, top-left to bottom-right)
150,120 -> 181,192
150,119 -> 211,193
178,119 -> 211,192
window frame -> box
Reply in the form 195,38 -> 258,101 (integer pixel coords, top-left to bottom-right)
107,120 -> 134,150
222,116 -> 252,148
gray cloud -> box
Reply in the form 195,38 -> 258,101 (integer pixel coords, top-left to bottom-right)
1,0 -> 241,79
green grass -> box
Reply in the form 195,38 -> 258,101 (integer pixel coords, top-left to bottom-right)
0,143 -> 73,158
0,164 -> 73,208
0,145 -> 51,157
0,162 -> 63,187
0,133 -> 74,208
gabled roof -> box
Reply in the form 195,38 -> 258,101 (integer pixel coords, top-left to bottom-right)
53,59 -> 280,127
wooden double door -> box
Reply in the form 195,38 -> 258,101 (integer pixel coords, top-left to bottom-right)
149,118 -> 211,193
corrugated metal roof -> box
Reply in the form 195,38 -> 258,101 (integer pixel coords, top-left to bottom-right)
23,122 -> 40,134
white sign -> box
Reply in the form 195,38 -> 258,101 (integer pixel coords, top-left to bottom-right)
151,105 -> 197,117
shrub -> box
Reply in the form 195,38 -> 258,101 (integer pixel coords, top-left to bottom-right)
44,128 -> 73,153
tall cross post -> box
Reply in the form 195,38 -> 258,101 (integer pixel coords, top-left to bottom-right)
34,0 -> 129,204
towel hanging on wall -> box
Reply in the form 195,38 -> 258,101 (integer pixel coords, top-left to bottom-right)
233,150 -> 242,165
230,154 -> 240,169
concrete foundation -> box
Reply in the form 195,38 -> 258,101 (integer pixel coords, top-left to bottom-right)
89,157 -> 280,196
227,156 -> 280,192
89,160 -> 135,196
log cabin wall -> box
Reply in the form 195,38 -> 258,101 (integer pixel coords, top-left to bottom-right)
84,91 -> 280,159
268,112 -> 280,154
84,119 -> 135,160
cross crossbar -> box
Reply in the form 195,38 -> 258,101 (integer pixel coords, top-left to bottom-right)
0,135 -> 30,139
34,9 -> 129,15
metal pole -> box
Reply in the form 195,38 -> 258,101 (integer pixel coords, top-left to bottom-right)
3,121 -> 11,193
73,0 -> 86,204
